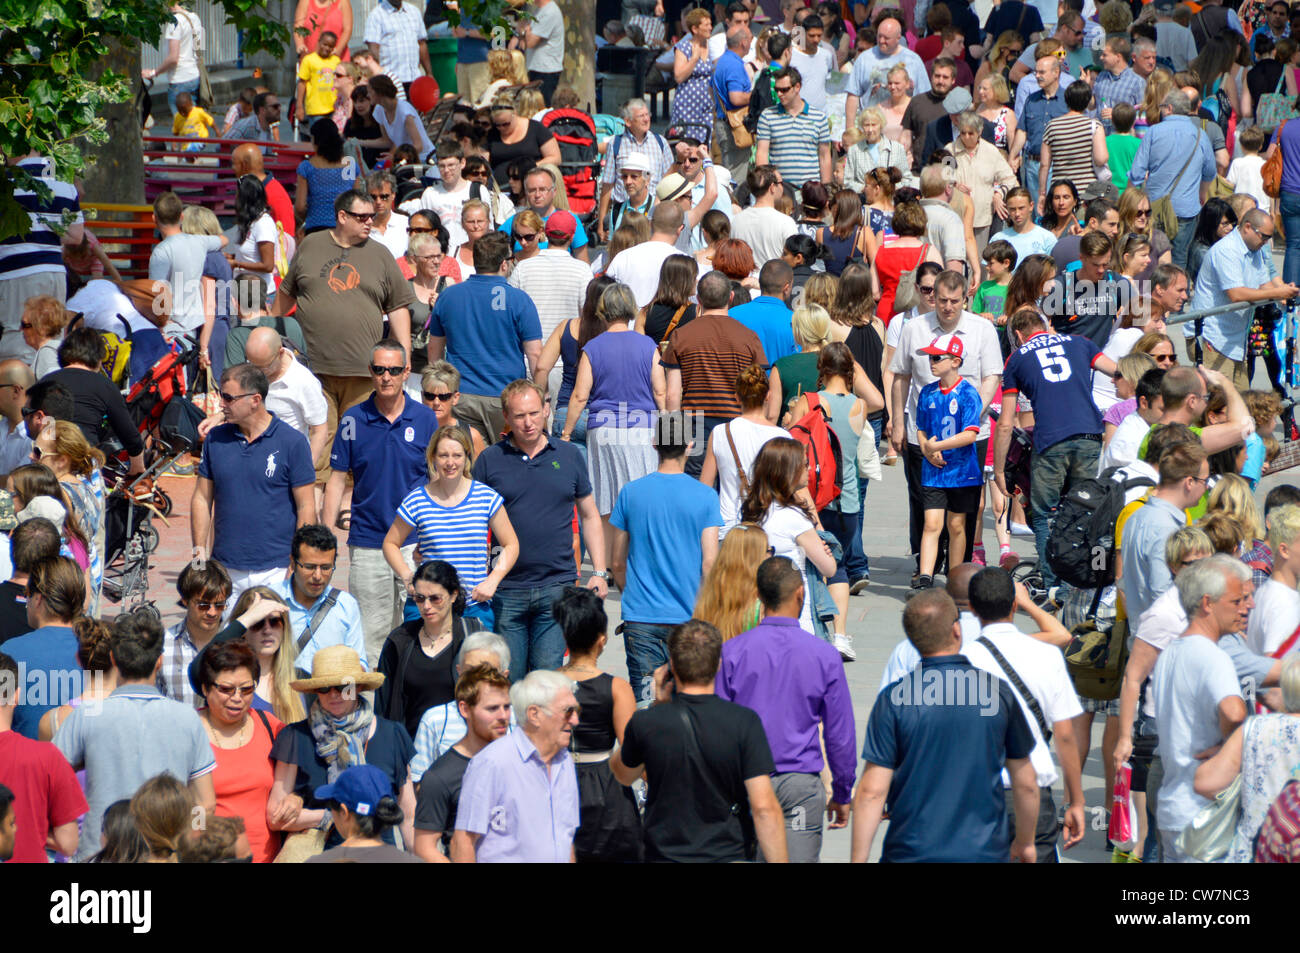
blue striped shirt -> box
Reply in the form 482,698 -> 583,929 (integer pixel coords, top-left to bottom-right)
756,101 -> 830,189
396,481 -> 503,607
1,157 -> 82,279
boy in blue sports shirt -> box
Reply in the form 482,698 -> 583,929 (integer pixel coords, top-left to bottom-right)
915,334 -> 983,589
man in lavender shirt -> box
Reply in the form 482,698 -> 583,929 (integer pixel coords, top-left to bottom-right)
450,670 -> 579,862
715,557 -> 856,862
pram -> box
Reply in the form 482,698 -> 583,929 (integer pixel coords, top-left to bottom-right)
540,108 -> 601,229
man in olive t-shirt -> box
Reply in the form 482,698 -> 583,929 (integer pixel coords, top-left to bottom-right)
273,190 -> 414,481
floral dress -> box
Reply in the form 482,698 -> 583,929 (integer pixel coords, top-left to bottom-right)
62,471 -> 105,617
1228,714 -> 1300,862
670,36 -> 714,141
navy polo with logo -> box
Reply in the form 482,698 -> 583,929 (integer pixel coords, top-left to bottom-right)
199,415 -> 316,571
330,394 -> 438,548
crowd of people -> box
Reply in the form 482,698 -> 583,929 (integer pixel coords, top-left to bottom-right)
4,0 -> 1300,865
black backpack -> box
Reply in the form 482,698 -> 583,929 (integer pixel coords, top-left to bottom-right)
1046,467 -> 1155,590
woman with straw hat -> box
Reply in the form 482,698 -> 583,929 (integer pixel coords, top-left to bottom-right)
268,645 -> 417,855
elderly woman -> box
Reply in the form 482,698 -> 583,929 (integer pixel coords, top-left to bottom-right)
843,106 -> 909,192
197,640 -> 296,863
486,95 -> 562,186
946,110 -> 1017,250
270,645 -> 416,853
669,7 -> 715,142
21,295 -> 70,378
406,229 -> 459,375
419,361 -> 488,457
562,283 -> 666,569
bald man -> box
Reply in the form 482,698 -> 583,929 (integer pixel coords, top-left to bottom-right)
230,143 -> 295,237
242,327 -> 329,464
0,360 -> 34,477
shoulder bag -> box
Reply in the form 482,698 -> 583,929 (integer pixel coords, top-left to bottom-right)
1259,72 -> 1300,131
724,421 -> 750,499
658,303 -> 689,356
714,80 -> 753,149
891,243 -> 930,314
181,10 -> 213,108
1265,119 -> 1288,198
1149,125 -> 1201,244
977,635 -> 1051,742
1176,719 -> 1252,862
676,703 -> 757,861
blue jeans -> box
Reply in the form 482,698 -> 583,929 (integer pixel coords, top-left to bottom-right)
492,583 -> 570,682
1169,215 -> 1200,270
622,621 -> 675,704
167,77 -> 201,115
821,507 -> 865,584
552,404 -> 589,467
1282,191 -> 1300,287
1029,435 -> 1101,588
1023,157 -> 1042,212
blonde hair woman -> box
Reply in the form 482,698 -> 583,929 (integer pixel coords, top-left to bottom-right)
510,208 -> 546,262
477,49 -> 528,107
767,304 -> 834,425
1205,474 -> 1263,543
880,63 -> 912,147
976,72 -> 1017,160
31,421 -> 106,616
22,295 -> 70,378
693,523 -> 769,640
1117,186 -> 1172,282
230,586 -> 306,724
130,774 -> 194,863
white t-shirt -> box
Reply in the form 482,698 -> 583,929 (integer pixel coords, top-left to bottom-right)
267,355 -> 328,437
707,32 -> 758,62
1097,412 -> 1152,475
713,417 -> 790,535
1134,584 -> 1186,719
888,310 -> 1003,443
526,0 -> 566,74
606,240 -> 680,308
731,206 -> 798,268
1152,633 -> 1243,833
68,279 -> 158,336
789,45 -> 836,113
370,213 -> 410,260
164,10 -> 203,85
963,621 -> 1083,788
885,307 -> 920,350
234,213 -> 278,293
402,180 -> 515,250
877,611 -> 982,694
760,503 -> 816,632
376,99 -> 434,160
1226,155 -> 1268,213
1091,326 -> 1143,411
1246,577 -> 1300,656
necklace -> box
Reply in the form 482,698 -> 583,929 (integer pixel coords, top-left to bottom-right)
204,713 -> 251,749
419,625 -> 453,654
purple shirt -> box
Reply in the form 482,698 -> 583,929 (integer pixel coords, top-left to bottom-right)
715,615 -> 857,803
455,728 -> 579,862
1104,397 -> 1136,428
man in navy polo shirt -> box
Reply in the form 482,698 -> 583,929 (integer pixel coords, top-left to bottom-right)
324,340 -> 438,667
994,309 -> 1118,588
472,380 -> 608,681
851,589 -> 1040,863
728,260 -> 797,370
428,230 -> 543,447
192,363 -> 317,603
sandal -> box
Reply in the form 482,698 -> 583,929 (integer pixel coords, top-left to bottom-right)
335,509 -> 351,531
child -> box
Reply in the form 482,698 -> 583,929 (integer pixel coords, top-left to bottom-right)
222,86 -> 257,136
1106,102 -> 1140,189
1242,389 -> 1282,488
1227,125 -> 1269,214
914,333 -> 984,588
171,91 -> 214,151
972,240 -> 1016,325
296,31 -> 341,141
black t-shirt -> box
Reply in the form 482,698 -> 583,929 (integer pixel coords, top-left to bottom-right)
644,302 -> 696,345
414,747 -> 470,854
1045,270 -> 1122,350
846,323 -> 886,423
1248,60 -> 1287,112
619,693 -> 775,863
983,0 -> 1044,45
43,367 -> 145,456
0,580 -> 29,646
487,120 -> 556,186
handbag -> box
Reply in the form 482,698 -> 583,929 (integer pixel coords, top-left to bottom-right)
272,828 -> 327,863
1259,71 -> 1300,131
192,366 -> 222,418
714,82 -> 753,149
657,303 -> 689,356
1175,721 -> 1251,862
182,10 -> 214,108
1265,119 -> 1288,198
891,243 -> 930,314
1150,125 -> 1202,243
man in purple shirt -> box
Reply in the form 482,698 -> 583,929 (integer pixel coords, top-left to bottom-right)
450,670 -> 579,862
716,557 -> 856,862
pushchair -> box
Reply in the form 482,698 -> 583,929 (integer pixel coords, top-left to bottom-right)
540,108 -> 601,230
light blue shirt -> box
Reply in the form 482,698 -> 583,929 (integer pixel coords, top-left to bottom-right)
271,578 -> 368,678
1190,229 -> 1276,362
1120,495 -> 1186,624
1129,115 -> 1217,219
846,46 -> 930,107
994,224 -> 1058,263
455,728 -> 579,862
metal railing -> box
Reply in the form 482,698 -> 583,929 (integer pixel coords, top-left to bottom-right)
1163,300 -> 1288,326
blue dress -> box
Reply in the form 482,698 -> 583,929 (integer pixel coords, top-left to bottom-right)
297,158 -> 357,232
670,36 -> 714,139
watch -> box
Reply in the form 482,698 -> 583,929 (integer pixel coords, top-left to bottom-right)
590,570 -> 610,580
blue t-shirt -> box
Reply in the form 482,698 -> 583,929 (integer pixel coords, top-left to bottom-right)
864,655 -> 1035,862
712,50 -> 751,121
500,210 -> 589,252
915,377 -> 983,489
198,415 -> 316,571
610,472 -> 722,624
330,395 -> 439,549
5,625 -> 77,738
1242,432 -> 1265,488
471,435 -> 592,589
1001,331 -> 1104,453
429,275 -> 543,396
728,297 -> 797,370
396,481 -> 504,608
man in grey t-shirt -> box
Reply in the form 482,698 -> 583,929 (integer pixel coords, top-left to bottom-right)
148,191 -> 223,340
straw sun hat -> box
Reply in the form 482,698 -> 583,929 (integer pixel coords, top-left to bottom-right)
289,645 -> 385,693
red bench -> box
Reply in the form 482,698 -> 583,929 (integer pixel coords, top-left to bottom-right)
83,203 -> 155,280
143,136 -> 315,218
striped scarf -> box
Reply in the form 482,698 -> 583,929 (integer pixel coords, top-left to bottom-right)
309,696 -> 374,783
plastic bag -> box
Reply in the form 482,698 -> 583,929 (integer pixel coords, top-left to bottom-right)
1109,762 -> 1138,856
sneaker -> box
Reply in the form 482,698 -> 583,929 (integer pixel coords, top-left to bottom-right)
999,549 -> 1020,570
912,574 -> 933,590
832,632 -> 857,661
882,450 -> 900,466
849,575 -> 870,595
1009,521 -> 1034,537
972,544 -> 986,567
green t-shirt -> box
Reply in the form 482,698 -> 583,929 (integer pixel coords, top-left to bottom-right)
1106,134 -> 1140,190
1138,422 -> 1210,519
972,279 -> 1010,318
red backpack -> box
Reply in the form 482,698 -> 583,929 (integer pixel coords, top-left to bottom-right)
788,392 -> 842,511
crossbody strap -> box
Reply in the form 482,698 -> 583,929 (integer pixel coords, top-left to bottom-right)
296,588 -> 340,652
1274,622 -> 1300,660
1168,123 -> 1203,193
724,421 -> 750,499
662,303 -> 689,342
977,635 -> 1052,741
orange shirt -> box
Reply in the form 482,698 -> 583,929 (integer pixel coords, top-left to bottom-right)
209,709 -> 285,863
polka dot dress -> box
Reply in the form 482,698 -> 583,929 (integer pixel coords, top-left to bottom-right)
671,36 -> 715,142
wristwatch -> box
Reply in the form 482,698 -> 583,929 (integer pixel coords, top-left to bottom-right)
590,570 -> 611,580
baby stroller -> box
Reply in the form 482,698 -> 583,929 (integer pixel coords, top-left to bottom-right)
540,108 -> 600,229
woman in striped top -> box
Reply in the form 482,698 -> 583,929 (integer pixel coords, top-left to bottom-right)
381,426 -> 520,630
1037,80 -> 1108,218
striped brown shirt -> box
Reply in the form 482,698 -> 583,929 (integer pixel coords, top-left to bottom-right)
661,313 -> 767,418
1042,113 -> 1099,192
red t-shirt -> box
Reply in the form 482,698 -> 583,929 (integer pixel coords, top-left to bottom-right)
875,240 -> 931,324
210,710 -> 285,864
263,176 -> 296,241
0,731 -> 87,863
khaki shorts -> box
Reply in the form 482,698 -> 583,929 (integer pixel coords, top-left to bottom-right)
316,374 -> 374,483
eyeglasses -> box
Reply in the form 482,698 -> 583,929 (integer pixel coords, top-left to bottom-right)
219,391 -> 255,403
1188,475 -> 1210,486
423,391 -> 455,402
250,617 -> 284,631
19,321 -> 32,331
213,682 -> 256,698
412,592 -> 449,606
408,226 -> 433,234
19,405 -> 33,417
1006,48 -> 1023,57
370,364 -> 405,377
334,71 -> 349,78
413,253 -> 442,263
545,704 -> 581,719
194,600 -> 227,612
369,191 -> 394,201
512,232 -> 538,243
343,209 -> 375,222
316,685 -> 350,696
492,119 -> 512,129
294,560 -> 336,573
1189,391 -> 1209,403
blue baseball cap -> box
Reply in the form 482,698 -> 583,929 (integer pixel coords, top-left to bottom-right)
313,765 -> 394,816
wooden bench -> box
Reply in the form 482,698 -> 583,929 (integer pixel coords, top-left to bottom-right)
83,203 -> 156,280
143,136 -> 315,217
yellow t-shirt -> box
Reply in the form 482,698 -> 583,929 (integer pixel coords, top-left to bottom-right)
299,52 -> 341,117
172,106 -> 215,139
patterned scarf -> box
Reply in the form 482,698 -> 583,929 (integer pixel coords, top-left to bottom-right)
309,696 -> 374,783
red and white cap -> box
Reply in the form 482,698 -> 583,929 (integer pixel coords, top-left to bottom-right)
918,333 -> 963,359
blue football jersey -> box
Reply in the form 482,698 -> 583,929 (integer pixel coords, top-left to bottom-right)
916,377 -> 983,488
1002,331 -> 1103,452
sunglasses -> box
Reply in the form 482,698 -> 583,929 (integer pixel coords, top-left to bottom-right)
370,364 -> 405,377
194,600 -> 227,612
315,685 -> 351,696
408,226 -> 433,233
213,683 -> 256,698
928,353 -> 953,362
19,321 -> 33,331
774,84 -> 794,93
369,192 -> 394,201
1152,353 -> 1176,364
343,210 -> 375,222
513,232 -> 538,242
250,617 -> 284,631
918,285 -> 936,295
493,119 -> 512,129
412,592 -> 449,606
423,391 -> 455,402
294,560 -> 336,572
219,391 -> 255,403
1134,208 -> 1151,218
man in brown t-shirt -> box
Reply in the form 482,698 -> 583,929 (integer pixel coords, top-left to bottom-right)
662,270 -> 767,477
274,190 -> 414,484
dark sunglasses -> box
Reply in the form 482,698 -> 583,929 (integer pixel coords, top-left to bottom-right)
408,226 -> 434,233
370,364 -> 405,377
19,321 -> 33,331
513,232 -> 538,242
423,391 -> 455,402
219,391 -> 255,403
343,210 -> 375,222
